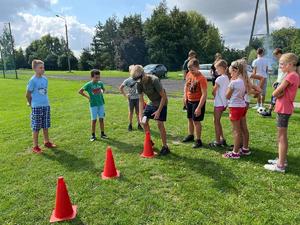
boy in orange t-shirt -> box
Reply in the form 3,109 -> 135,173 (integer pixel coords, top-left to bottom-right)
182,58 -> 208,148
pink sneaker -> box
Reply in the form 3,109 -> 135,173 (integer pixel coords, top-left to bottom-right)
223,151 -> 240,159
240,148 -> 251,156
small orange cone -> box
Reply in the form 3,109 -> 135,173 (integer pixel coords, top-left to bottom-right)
50,177 -> 77,223
101,146 -> 120,179
140,131 -> 157,158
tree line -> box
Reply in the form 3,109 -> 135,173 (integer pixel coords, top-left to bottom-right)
1,1 -> 299,72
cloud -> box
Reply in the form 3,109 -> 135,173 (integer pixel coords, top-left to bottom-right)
165,0 -> 295,49
11,13 -> 94,57
270,16 -> 296,30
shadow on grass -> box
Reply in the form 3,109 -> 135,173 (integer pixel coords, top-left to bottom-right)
207,145 -> 300,176
157,151 -> 238,193
42,148 -> 98,173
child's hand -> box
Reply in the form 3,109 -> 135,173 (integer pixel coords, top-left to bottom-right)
152,110 -> 161,120
194,107 -> 201,117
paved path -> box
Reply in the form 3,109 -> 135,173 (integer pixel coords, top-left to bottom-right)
48,75 -> 300,108
48,75 -> 185,94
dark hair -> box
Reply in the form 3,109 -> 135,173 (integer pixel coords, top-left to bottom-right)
188,58 -> 199,68
188,50 -> 197,57
257,48 -> 264,55
91,69 -> 100,77
273,48 -> 283,55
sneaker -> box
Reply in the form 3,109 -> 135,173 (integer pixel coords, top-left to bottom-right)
261,111 -> 271,117
159,146 -> 170,156
239,147 -> 251,156
208,140 -> 222,147
182,106 -> 187,112
220,139 -> 227,146
252,105 -> 259,110
182,134 -> 194,143
32,146 -> 42,154
128,124 -> 133,131
90,136 -> 96,142
44,142 -> 57,148
192,139 -> 203,148
267,158 -> 288,167
264,164 -> 285,173
222,151 -> 240,159
101,133 -> 108,139
137,124 -> 143,131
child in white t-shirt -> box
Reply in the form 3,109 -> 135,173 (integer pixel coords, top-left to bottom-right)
210,60 -> 229,147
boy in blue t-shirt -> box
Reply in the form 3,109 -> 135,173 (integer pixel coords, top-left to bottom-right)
79,69 -> 107,141
26,60 -> 56,154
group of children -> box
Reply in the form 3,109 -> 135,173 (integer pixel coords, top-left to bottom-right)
26,49 -> 300,173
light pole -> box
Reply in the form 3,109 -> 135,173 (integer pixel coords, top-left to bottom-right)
56,15 -> 71,72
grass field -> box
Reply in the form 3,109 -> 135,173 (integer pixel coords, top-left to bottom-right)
1,76 -> 300,224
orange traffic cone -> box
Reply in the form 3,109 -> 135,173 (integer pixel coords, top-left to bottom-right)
140,131 -> 157,158
50,177 -> 77,223
101,146 -> 120,179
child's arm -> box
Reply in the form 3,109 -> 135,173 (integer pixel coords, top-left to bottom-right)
273,80 -> 289,98
26,91 -> 32,106
212,83 -> 219,97
152,90 -> 167,120
78,88 -> 90,100
138,94 -> 144,122
119,84 -> 128,99
195,83 -> 207,116
226,87 -> 233,100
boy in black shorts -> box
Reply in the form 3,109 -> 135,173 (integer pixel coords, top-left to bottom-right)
183,58 -> 208,148
131,65 -> 170,156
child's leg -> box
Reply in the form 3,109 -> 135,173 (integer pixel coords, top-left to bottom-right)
99,118 -> 104,132
193,121 -> 202,140
33,131 -> 39,147
240,117 -> 249,149
231,120 -> 242,153
214,109 -> 223,142
43,129 -> 49,143
128,102 -> 134,125
188,118 -> 194,135
157,121 -> 167,147
91,120 -> 97,134
277,127 -> 288,167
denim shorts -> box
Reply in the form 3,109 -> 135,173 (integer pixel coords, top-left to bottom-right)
90,105 -> 105,120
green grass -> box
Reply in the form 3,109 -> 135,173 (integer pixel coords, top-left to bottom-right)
1,76 -> 300,224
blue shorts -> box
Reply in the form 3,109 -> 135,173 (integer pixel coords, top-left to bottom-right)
90,105 -> 105,120
31,106 -> 51,131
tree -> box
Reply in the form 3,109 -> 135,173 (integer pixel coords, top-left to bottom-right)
271,28 -> 298,53
0,25 -> 16,70
222,47 -> 246,65
79,48 -> 94,70
116,14 -> 147,70
58,54 -> 78,70
15,48 -> 28,69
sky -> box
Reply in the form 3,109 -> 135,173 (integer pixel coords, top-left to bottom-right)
0,0 -> 299,57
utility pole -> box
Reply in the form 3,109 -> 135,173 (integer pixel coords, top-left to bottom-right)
249,0 -> 260,47
56,15 -> 71,72
8,22 -> 18,79
0,45 -> 5,78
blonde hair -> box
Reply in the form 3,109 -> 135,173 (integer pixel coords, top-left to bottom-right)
280,53 -> 298,66
231,60 -> 251,93
129,64 -> 135,73
130,65 -> 144,79
215,59 -> 227,69
32,59 -> 44,69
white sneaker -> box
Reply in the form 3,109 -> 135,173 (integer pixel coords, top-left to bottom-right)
267,158 -> 288,167
252,105 -> 259,109
264,164 -> 285,173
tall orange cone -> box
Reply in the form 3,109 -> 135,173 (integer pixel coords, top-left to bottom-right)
101,146 -> 120,179
50,177 -> 77,223
140,131 -> 157,158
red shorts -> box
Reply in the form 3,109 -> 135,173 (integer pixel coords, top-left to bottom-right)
229,107 -> 247,121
